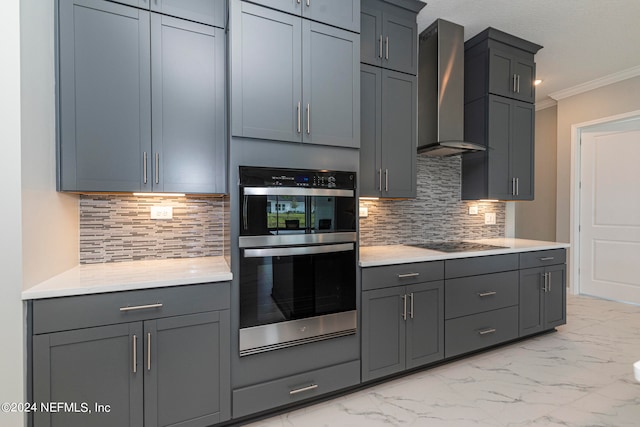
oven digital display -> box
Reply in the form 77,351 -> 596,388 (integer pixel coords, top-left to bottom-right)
294,175 -> 310,184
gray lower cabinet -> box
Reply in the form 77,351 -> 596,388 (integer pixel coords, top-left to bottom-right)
32,283 -> 231,427
361,280 -> 444,381
360,64 -> 416,197
360,0 -> 421,75
520,263 -> 567,337
462,95 -> 534,200
230,0 -> 360,148
58,0 -> 226,193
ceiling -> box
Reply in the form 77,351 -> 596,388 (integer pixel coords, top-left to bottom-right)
416,0 -> 640,105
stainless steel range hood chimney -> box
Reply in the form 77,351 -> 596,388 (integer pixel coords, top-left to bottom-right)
417,19 -> 485,156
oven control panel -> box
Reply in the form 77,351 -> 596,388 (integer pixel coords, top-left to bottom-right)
240,167 -> 355,190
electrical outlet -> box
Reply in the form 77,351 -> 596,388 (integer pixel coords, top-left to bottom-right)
484,212 -> 496,225
359,206 -> 369,218
468,205 -> 479,215
150,206 -> 173,220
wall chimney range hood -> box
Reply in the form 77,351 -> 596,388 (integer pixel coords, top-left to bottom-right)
417,19 -> 486,156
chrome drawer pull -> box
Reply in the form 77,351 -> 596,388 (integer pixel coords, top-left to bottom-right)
478,328 -> 496,336
397,272 -> 420,278
539,257 -> 555,261
120,303 -> 164,312
478,291 -> 497,297
289,384 -> 318,395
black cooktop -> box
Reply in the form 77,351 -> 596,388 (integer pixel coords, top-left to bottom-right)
408,241 -> 507,253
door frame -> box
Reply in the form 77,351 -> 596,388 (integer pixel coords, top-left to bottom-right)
569,109 -> 640,295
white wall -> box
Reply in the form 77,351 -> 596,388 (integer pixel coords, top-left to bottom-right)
0,0 -> 26,425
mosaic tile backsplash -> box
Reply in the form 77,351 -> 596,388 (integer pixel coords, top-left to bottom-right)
359,155 -> 506,246
80,195 -> 225,264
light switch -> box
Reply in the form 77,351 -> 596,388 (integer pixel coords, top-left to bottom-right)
150,206 -> 173,220
484,212 -> 496,225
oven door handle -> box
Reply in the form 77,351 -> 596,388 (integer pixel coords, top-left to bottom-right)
243,243 -> 354,258
243,187 -> 354,197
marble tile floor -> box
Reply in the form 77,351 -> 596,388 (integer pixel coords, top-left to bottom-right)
242,294 -> 640,426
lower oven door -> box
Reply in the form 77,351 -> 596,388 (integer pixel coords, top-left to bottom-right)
239,243 -> 356,356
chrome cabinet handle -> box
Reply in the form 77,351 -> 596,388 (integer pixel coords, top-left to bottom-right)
539,257 -> 555,261
516,177 -> 519,196
511,177 -> 516,195
478,328 -> 496,336
398,272 -> 420,278
143,152 -> 148,184
384,169 -> 389,192
120,303 -> 164,312
409,293 -> 414,319
132,335 -> 137,373
378,168 -> 382,191
402,294 -> 407,321
290,384 -> 317,395
155,152 -> 159,184
385,36 -> 389,60
478,291 -> 497,297
542,272 -> 549,292
547,272 -> 552,292
306,0 -> 310,6
513,74 -> 517,92
517,74 -> 521,93
306,103 -> 310,135
379,35 -> 383,58
147,332 -> 151,371
297,102 -> 301,134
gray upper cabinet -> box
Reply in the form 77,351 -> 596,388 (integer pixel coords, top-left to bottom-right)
248,0 -> 360,32
463,95 -> 534,200
231,0 -> 359,148
57,0 -> 226,194
32,283 -> 232,427
360,0 -> 419,75
360,64 -> 416,197
151,15 -> 226,193
488,49 -> 536,103
150,0 -> 226,27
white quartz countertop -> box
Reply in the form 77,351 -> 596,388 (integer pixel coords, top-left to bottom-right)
359,238 -> 571,267
22,256 -> 232,300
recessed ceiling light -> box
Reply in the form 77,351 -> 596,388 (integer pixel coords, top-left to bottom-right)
534,79 -> 543,86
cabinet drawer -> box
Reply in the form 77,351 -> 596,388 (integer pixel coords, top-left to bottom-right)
232,360 -> 360,418
445,253 -> 518,279
33,282 -> 230,334
445,271 -> 518,319
519,249 -> 566,269
445,306 -> 519,358
361,261 -> 444,291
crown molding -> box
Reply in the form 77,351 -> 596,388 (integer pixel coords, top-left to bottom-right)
535,98 -> 557,111
549,65 -> 640,101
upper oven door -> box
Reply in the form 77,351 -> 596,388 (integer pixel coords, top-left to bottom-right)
240,187 -> 356,245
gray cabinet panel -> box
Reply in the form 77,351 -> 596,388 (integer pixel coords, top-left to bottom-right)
445,306 -> 519,358
545,264 -> 566,329
488,49 -> 513,100
145,311 -> 231,426
33,323 -> 143,427
405,281 -> 444,369
152,15 -> 226,193
487,96 -> 512,200
359,64 -> 382,196
232,360 -> 360,418
231,1 -> 302,142
108,0 -> 150,10
383,12 -> 417,75
445,253 -> 518,279
58,0 -> 151,192
519,267 -> 545,336
304,0 -> 360,33
151,0 -> 226,27
381,70 -> 416,198
361,260 -> 444,291
361,286 -> 406,381
445,271 -> 519,319
360,5 -> 382,66
519,249 -> 566,269
303,21 -> 359,148
513,59 -> 536,103
510,100 -> 534,200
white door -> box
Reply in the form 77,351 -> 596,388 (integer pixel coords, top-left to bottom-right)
579,120 -> 640,304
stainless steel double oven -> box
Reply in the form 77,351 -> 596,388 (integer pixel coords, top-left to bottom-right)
238,167 -> 357,356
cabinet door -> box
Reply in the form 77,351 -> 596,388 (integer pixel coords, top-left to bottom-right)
304,0 -> 360,33
486,95 -> 513,200
382,11 -> 417,75
510,100 -> 534,200
405,281 -> 444,369
361,287 -> 406,381
230,2 -> 302,142
381,70 -> 416,198
33,323 -> 143,427
303,20 -> 359,148
144,311 -> 231,427
58,0 -> 151,192
513,58 -> 536,103
150,0 -> 226,27
360,3 -> 382,67
250,0 -> 302,16
544,264 -> 566,329
488,48 -> 514,99
359,65 -> 382,197
151,15 -> 226,194
519,267 -> 545,337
